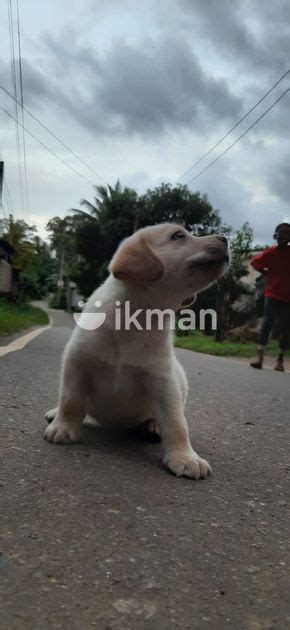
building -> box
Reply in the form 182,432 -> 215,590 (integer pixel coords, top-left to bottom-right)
231,248 -> 266,319
240,249 -> 265,291
0,239 -> 16,294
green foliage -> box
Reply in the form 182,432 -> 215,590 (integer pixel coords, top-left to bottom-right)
229,221 -> 253,283
20,237 -> 54,298
2,215 -> 54,299
43,181 -> 255,349
225,221 -> 254,305
175,330 -> 289,358
0,299 -> 49,336
69,181 -> 227,296
139,184 -> 226,234
46,215 -> 85,305
46,216 -> 78,256
2,214 -> 36,270
48,290 -> 67,310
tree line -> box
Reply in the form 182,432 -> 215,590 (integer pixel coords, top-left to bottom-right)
1,181 -> 254,338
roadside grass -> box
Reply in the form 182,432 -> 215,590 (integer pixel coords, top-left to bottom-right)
0,301 -> 49,336
175,330 -> 290,358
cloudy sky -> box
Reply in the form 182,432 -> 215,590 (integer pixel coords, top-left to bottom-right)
0,0 -> 289,243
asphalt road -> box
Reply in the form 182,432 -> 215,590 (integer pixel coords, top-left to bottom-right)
1,310 -> 289,630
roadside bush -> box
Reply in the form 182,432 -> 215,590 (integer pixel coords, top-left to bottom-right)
49,290 -> 67,310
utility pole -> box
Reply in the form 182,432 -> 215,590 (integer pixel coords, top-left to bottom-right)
0,161 -> 4,236
0,161 -> 3,205
215,277 -> 229,342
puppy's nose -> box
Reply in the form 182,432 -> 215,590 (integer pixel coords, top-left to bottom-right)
217,235 -> 228,247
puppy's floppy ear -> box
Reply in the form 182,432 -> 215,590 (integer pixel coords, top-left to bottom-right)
110,234 -> 164,283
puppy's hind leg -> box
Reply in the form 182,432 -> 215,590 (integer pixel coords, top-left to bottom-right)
138,418 -> 161,442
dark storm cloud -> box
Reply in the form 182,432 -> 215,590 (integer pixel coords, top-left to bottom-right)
96,39 -> 242,132
180,0 -> 290,75
0,58 -> 50,105
42,32 -> 102,74
267,161 -> 290,205
4,0 -> 289,140
1,0 -> 289,240
10,0 -> 288,142
181,0 -> 263,66
190,153 -> 289,244
35,16 -> 289,220
29,34 -> 243,136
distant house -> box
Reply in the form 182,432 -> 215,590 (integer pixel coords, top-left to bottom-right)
0,239 -> 17,294
231,248 -> 266,317
240,249 -> 265,292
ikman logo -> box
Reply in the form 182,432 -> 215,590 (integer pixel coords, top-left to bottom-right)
73,300 -> 107,330
73,300 -> 217,332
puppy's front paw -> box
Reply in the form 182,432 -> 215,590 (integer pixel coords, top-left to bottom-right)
163,449 -> 212,480
45,407 -> 58,424
44,419 -> 81,444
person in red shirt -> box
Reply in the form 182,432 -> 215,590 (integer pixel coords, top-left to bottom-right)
250,222 -> 290,371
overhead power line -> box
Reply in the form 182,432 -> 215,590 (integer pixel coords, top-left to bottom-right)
7,0 -> 25,213
0,138 -> 14,215
184,88 -> 290,186
1,192 -> 9,219
176,69 -> 290,184
0,85 -> 109,187
16,0 -> 29,211
4,181 -> 13,215
0,106 -> 96,186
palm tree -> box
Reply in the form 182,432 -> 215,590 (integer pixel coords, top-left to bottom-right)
2,214 -> 36,270
3,214 -> 35,249
72,180 -> 123,221
72,180 -> 142,233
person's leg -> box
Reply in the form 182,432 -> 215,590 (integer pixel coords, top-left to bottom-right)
274,301 -> 290,372
251,297 -> 276,369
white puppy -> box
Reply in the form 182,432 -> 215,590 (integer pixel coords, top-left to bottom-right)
45,223 -> 228,479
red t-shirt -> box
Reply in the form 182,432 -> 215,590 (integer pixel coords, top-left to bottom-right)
251,246 -> 290,303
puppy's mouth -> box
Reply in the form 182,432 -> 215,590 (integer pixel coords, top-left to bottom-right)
188,251 -> 229,271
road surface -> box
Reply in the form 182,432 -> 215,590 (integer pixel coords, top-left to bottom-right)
1,309 -> 289,629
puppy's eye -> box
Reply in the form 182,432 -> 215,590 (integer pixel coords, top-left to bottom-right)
171,231 -> 186,241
